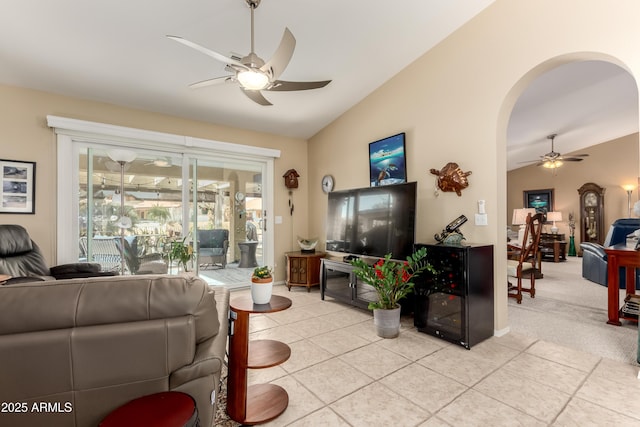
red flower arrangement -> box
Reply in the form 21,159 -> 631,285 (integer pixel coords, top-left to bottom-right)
350,247 -> 433,310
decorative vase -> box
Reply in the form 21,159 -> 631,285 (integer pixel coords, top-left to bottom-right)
373,305 -> 402,338
568,235 -> 576,256
251,277 -> 273,304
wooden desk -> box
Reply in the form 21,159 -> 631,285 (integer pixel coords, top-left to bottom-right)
227,295 -> 292,424
605,244 -> 640,326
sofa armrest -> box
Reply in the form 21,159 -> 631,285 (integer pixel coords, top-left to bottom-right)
170,336 -> 222,388
580,242 -> 607,259
3,276 -> 48,285
170,287 -> 229,388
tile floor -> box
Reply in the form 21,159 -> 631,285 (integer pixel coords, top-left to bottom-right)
230,285 -> 640,427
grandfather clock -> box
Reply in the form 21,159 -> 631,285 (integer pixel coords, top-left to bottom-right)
578,183 -> 605,246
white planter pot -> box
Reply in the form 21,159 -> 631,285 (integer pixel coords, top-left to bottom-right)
373,305 -> 402,338
251,278 -> 273,304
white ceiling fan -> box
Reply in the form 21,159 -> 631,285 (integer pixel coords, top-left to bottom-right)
520,134 -> 589,169
167,0 -> 331,106
144,158 -> 173,168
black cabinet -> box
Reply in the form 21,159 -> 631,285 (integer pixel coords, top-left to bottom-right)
320,259 -> 377,310
413,243 -> 494,349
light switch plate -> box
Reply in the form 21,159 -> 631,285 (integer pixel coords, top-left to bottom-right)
475,213 -> 488,226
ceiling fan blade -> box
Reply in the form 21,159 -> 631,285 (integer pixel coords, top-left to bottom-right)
189,75 -> 234,89
562,157 -> 585,162
167,35 -> 247,69
261,28 -> 296,80
267,80 -> 332,92
241,88 -> 272,106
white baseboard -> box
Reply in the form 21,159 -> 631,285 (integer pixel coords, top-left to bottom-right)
494,326 -> 510,337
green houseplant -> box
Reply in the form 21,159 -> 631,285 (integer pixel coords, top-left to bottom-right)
350,247 -> 433,337
168,234 -> 194,272
251,265 -> 273,304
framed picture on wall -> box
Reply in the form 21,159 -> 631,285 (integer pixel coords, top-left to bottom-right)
369,132 -> 407,186
0,159 -> 36,214
523,188 -> 553,215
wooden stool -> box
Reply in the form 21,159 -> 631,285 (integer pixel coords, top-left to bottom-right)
99,391 -> 198,427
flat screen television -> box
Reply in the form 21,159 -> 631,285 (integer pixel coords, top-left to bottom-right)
326,182 -> 417,260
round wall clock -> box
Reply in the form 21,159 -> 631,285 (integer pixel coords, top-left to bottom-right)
321,175 -> 334,193
235,192 -> 245,203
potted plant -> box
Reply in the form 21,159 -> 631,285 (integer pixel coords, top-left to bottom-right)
168,234 -> 194,272
251,265 -> 273,304
350,247 -> 433,338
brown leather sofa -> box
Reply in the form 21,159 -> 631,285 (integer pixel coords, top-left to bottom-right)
0,274 -> 229,427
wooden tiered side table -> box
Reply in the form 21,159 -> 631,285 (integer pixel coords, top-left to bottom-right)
227,295 -> 292,425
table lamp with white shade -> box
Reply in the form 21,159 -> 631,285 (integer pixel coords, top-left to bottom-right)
546,211 -> 562,234
512,208 -> 537,243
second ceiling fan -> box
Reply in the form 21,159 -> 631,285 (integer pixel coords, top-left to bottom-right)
167,0 -> 331,106
522,134 -> 589,169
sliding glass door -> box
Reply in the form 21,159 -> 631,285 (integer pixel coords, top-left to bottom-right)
189,158 -> 264,285
78,148 -> 185,275
76,144 -> 267,286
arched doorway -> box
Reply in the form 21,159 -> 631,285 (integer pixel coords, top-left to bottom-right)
499,55 -> 640,360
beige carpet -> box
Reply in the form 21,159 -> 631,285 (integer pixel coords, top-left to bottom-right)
508,255 -> 638,365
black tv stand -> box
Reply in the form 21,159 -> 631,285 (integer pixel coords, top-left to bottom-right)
321,259 -> 377,310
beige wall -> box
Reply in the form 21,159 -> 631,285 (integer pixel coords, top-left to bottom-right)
508,134 -> 640,247
0,84 -> 309,281
308,0 -> 640,331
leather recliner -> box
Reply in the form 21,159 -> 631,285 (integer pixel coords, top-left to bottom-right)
580,218 -> 640,287
0,224 -> 114,283
0,274 -> 230,427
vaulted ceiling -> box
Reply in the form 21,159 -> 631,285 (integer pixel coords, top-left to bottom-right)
1,1 -> 637,170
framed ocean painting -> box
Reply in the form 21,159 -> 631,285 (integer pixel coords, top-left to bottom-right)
369,133 -> 407,187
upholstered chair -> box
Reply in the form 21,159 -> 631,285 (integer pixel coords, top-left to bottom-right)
0,224 -> 114,283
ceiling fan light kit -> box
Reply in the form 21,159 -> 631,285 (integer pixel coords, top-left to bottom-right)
542,159 -> 563,169
168,0 -> 331,105
520,133 -> 589,169
237,70 -> 270,90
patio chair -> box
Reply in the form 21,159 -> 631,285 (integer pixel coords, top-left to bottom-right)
197,229 -> 229,269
